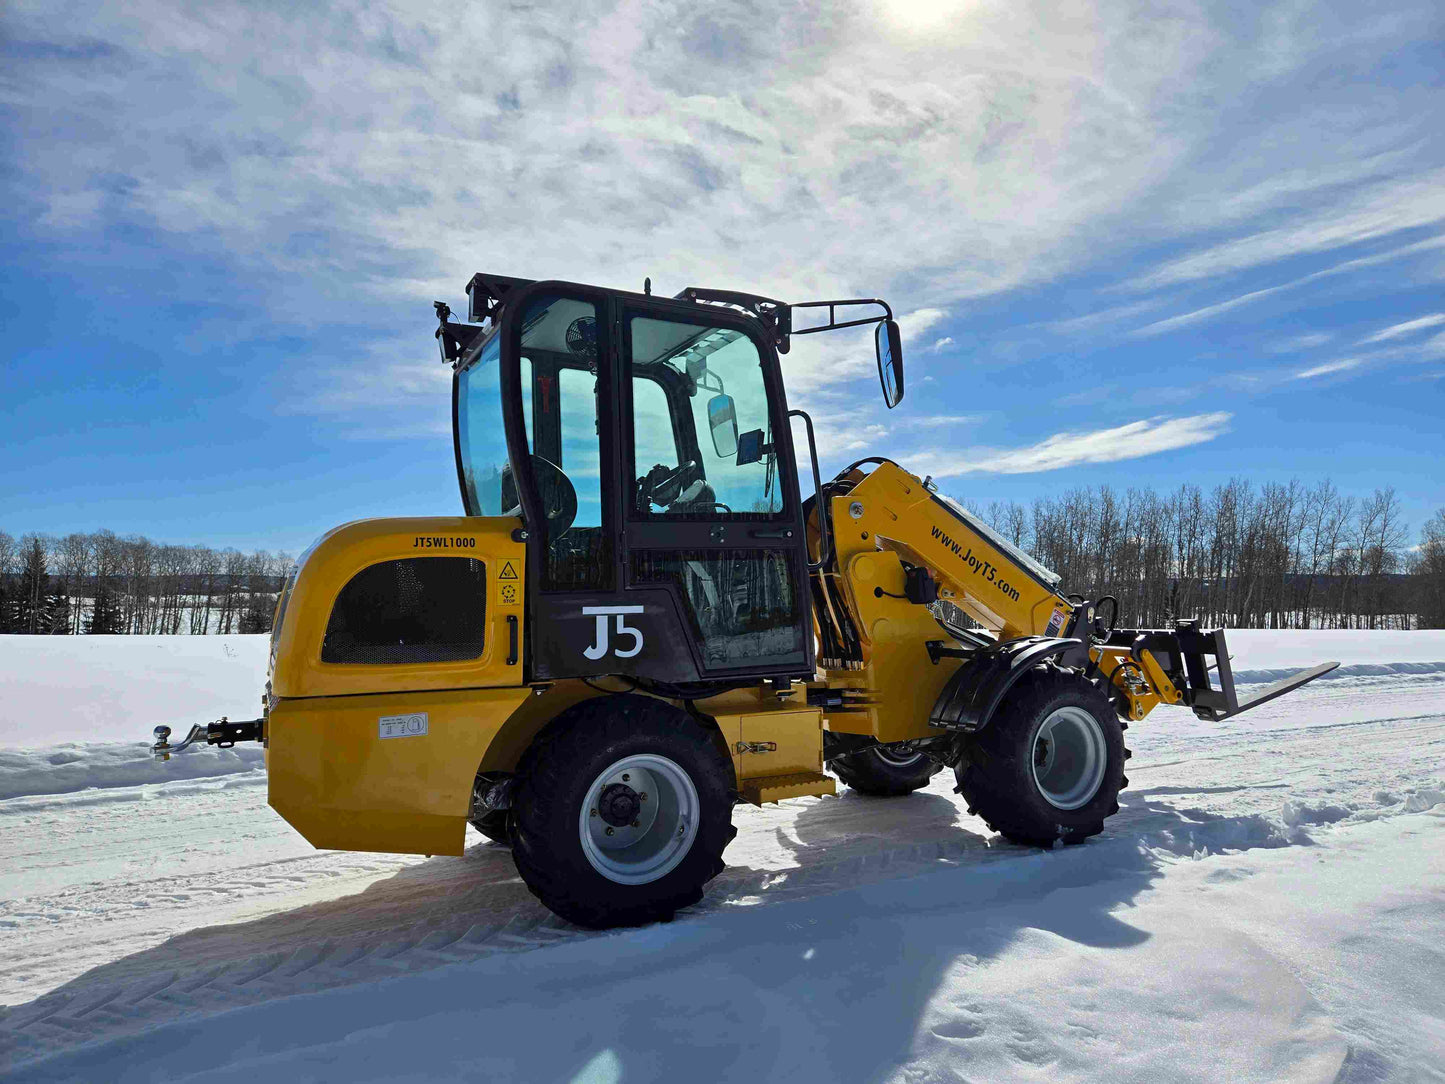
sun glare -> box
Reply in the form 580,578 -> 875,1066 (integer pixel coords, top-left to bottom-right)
876,0 -> 980,33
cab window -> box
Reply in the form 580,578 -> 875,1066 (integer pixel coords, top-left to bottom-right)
627,316 -> 784,519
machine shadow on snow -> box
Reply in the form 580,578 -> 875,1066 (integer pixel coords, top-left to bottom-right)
0,791 -> 1310,1080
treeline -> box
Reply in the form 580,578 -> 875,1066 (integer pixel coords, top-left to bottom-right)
4,478 -> 1444,636
960,479 -> 1445,630
0,530 -> 292,635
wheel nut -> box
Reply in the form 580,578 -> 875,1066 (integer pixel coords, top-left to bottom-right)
622,773 -> 630,781
590,809 -> 598,817
632,820 -> 640,828
638,793 -> 648,801
606,827 -> 614,836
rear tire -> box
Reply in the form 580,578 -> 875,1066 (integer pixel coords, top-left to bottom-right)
832,744 -> 943,796
510,695 -> 735,929
469,807 -> 511,845
469,773 -> 512,844
954,664 -> 1126,847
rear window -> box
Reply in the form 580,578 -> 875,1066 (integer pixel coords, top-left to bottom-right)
322,557 -> 486,664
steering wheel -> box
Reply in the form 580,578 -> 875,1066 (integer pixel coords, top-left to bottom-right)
501,455 -> 578,538
637,460 -> 697,510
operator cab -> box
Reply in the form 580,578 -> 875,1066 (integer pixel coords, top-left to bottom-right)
444,276 -> 903,690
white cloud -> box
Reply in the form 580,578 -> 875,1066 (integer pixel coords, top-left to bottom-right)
0,1 -> 1263,329
1294,358 -> 1365,380
1293,331 -> 1445,380
897,309 -> 948,343
902,413 -> 1232,477
1267,332 -> 1334,353
900,414 -> 980,428
3,0 -> 1444,438
1128,284 -> 1287,338
1124,169 -> 1445,293
1361,313 -> 1445,343
812,419 -> 889,458
1123,233 -> 1445,339
930,336 -> 955,352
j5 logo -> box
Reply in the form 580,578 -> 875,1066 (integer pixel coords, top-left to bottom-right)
583,605 -> 645,660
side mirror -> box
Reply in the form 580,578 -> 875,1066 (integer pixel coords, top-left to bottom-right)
707,394 -> 739,458
876,319 -> 904,408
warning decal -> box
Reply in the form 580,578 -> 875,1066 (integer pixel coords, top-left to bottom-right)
379,712 -> 428,739
499,561 -> 519,581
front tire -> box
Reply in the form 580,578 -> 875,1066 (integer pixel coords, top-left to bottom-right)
954,664 -> 1127,847
510,695 -> 735,929
832,744 -> 943,796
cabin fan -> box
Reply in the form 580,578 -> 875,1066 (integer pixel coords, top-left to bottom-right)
566,316 -> 597,360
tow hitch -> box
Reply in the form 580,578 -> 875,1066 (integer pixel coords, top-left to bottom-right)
152,717 -> 265,760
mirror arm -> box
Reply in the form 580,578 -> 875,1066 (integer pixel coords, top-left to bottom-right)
789,297 -> 894,331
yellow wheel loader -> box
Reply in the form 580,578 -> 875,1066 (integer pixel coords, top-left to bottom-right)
152,274 -> 1338,929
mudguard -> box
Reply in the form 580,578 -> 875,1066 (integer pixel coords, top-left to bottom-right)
929,636 -> 1089,733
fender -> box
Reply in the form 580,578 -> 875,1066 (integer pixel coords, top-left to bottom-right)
929,636 -> 1088,733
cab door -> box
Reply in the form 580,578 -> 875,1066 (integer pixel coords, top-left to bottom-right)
498,283 -> 812,685
618,301 -> 813,681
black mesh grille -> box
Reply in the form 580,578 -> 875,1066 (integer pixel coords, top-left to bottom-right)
322,558 -> 486,665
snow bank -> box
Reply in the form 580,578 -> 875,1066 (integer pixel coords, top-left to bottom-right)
0,635 -> 268,748
1232,659 -> 1445,684
2,631 -> 1440,751
1223,628 -> 1445,672
0,741 -> 262,802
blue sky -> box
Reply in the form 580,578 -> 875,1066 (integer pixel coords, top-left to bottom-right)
2,0 -> 1442,557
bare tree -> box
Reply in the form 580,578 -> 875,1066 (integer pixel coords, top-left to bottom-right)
55,533 -> 92,634
1417,510 -> 1445,629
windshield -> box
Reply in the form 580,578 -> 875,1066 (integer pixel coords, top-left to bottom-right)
455,331 -> 512,515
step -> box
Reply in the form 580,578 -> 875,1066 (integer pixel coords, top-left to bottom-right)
740,772 -> 837,805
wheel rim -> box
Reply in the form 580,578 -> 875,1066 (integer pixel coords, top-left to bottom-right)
578,754 -> 699,885
871,745 -> 927,768
1031,706 -> 1106,810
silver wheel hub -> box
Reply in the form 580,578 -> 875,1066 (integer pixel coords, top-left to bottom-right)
872,744 -> 926,768
579,754 -> 699,885
1032,706 -> 1107,810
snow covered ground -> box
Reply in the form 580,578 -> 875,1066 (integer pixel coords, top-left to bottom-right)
1,632 -> 1442,1082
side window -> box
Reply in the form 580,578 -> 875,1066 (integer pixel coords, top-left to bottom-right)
456,336 -> 531,516
557,368 -> 602,532
517,294 -> 613,592
322,558 -> 485,664
632,377 -> 677,477
628,316 -> 784,519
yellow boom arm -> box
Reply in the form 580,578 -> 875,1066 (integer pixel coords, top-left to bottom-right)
809,461 -> 1335,740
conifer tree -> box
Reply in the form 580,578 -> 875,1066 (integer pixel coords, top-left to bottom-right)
0,530 -> 12,633
86,582 -> 125,634
15,536 -> 50,635
46,583 -> 72,634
